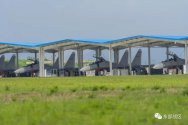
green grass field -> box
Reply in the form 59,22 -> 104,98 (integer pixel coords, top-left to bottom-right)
0,75 -> 188,125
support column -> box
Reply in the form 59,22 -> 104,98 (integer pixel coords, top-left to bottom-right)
34,52 -> 37,60
62,49 -> 64,68
96,48 -> 102,58
58,47 -> 64,69
148,46 -> 151,75
16,51 -> 19,69
185,43 -> 188,74
114,48 -> 119,64
109,45 -> 113,76
77,47 -> 83,69
39,47 -> 45,77
166,47 -> 169,74
128,47 -> 132,75
166,47 -> 169,60
58,47 -> 63,69
52,52 -> 55,67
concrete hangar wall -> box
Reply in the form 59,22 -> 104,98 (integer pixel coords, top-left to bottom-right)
0,35 -> 188,77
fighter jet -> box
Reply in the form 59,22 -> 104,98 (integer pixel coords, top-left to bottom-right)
153,52 -> 185,69
4,55 -> 17,71
14,52 -> 76,76
80,56 -> 116,72
58,52 -> 78,76
80,49 -> 143,72
0,55 -> 5,71
14,59 -> 41,76
0,55 -> 17,77
0,55 -> 5,75
55,52 -> 76,70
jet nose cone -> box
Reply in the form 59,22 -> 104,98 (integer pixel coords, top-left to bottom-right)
153,63 -> 164,69
80,66 -> 90,72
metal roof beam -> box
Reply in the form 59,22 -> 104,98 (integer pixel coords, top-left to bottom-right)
111,38 -> 185,48
79,45 -> 107,50
111,40 -> 150,48
44,43 -> 82,51
71,40 -> 109,47
63,43 -> 88,50
0,45 -> 10,49
111,38 -> 146,47
145,41 -> 184,47
0,47 -> 22,54
15,48 -> 38,53
43,41 -> 108,51
0,47 -> 14,52
128,40 -> 172,47
1,46 -> 38,53
113,39 -> 184,48
43,42 -> 75,50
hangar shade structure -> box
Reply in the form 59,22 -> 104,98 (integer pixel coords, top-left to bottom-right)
0,35 -> 188,77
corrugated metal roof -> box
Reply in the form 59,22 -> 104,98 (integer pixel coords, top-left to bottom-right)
141,35 -> 188,40
107,35 -> 188,44
0,35 -> 188,47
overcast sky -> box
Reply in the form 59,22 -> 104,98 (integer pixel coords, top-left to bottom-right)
0,0 -> 188,42
0,0 -> 187,63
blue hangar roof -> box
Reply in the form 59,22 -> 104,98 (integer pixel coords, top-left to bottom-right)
0,35 -> 188,48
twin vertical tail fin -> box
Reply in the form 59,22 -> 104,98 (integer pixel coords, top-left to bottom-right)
118,50 -> 128,68
132,49 -> 142,66
0,55 -> 5,70
6,55 -> 16,70
64,52 -> 75,68
53,52 -> 76,69
117,49 -> 142,67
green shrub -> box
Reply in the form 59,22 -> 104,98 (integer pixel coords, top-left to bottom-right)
5,86 -> 10,91
11,96 -> 17,102
160,88 -> 166,93
126,85 -> 131,89
182,88 -> 188,96
71,88 -> 77,92
91,86 -> 99,91
151,85 -> 161,90
50,86 -> 58,95
99,86 -> 108,91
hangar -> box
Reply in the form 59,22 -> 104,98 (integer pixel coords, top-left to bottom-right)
0,35 -> 188,77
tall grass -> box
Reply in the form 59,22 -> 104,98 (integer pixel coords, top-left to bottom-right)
0,75 -> 187,125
